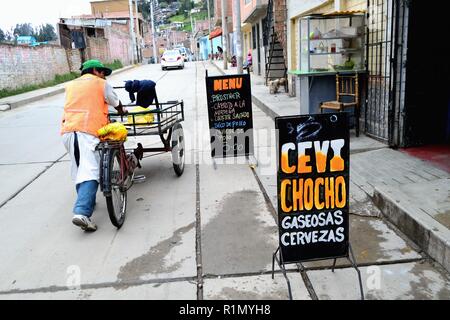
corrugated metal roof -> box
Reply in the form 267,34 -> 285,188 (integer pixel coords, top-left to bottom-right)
209,27 -> 222,40
62,18 -> 113,27
323,10 -> 366,16
71,11 -> 143,20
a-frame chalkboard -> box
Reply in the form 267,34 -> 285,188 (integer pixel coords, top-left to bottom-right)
272,113 -> 364,300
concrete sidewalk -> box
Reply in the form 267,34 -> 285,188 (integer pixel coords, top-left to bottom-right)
211,60 -> 450,274
0,64 -> 137,111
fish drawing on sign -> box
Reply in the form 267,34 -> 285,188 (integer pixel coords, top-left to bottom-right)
296,117 -> 322,142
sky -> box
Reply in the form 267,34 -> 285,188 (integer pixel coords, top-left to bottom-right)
0,0 -> 93,32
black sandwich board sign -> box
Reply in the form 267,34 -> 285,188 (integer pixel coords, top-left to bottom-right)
205,73 -> 254,158
275,113 -> 350,263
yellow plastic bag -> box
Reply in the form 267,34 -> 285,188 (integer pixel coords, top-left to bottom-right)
127,106 -> 155,125
97,122 -> 128,141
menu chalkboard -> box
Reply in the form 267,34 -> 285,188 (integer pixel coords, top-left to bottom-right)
276,113 -> 350,263
205,74 -> 254,158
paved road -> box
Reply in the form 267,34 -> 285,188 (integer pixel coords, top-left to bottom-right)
0,62 -> 299,299
0,62 -> 448,300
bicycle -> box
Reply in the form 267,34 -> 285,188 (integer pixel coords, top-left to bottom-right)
96,141 -> 142,228
97,93 -> 185,229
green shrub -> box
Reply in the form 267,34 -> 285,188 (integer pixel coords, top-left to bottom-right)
0,72 -> 80,99
53,72 -> 80,84
104,59 -> 123,70
0,60 -> 125,99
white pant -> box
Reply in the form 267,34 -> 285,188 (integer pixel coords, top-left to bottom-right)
62,132 -> 100,185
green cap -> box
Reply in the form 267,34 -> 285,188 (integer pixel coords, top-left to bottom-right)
80,59 -> 112,76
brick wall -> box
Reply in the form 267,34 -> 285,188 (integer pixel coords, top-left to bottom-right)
91,0 -> 129,15
274,0 -> 287,62
0,44 -> 71,90
66,49 -> 82,73
86,37 -> 110,63
112,22 -> 130,34
215,0 -> 234,24
106,27 -> 132,65
195,20 -> 210,33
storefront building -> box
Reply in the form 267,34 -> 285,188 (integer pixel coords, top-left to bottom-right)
198,34 -> 223,61
286,0 -> 449,148
240,0 -> 269,76
213,0 -> 234,60
287,0 -> 366,95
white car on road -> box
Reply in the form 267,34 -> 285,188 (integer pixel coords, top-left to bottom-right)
161,50 -> 185,70
176,47 -> 188,62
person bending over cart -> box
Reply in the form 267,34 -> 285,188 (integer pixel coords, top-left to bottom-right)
124,80 -> 157,108
61,59 -> 126,232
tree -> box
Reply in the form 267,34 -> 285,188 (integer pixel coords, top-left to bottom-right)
0,28 -> 5,42
6,28 -> 14,43
139,0 -> 151,21
13,23 -> 34,37
35,24 -> 57,42
178,0 -> 192,18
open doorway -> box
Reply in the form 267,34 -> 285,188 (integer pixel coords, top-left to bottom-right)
402,1 -> 450,147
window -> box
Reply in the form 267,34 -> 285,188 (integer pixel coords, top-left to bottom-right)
252,26 -> 256,49
262,17 -> 268,46
164,50 -> 180,56
86,28 -> 95,37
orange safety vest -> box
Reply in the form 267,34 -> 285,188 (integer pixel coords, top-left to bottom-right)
61,74 -> 109,137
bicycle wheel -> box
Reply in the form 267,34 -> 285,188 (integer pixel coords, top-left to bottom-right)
171,122 -> 185,176
105,148 -> 127,228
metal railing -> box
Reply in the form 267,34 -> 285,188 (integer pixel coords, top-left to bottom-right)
364,0 -> 407,146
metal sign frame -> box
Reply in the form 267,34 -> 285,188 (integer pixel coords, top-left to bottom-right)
272,113 -> 364,300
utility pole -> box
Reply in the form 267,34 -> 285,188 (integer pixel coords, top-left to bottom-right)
194,18 -> 198,61
150,0 -> 158,63
190,13 -> 194,61
206,0 -> 213,61
221,0 -> 228,70
166,29 -> 169,50
234,0 -> 243,73
171,29 -> 174,48
128,0 -> 138,63
134,0 -> 141,62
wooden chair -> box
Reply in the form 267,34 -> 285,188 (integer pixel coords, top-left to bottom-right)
320,73 -> 360,136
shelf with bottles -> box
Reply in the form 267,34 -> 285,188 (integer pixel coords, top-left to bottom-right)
317,55 -> 360,71
303,36 -> 361,41
306,39 -> 362,56
309,49 -> 362,55
298,13 -> 366,74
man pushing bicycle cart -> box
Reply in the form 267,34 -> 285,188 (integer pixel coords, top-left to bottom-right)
61,60 -> 185,232
61,59 -> 127,232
